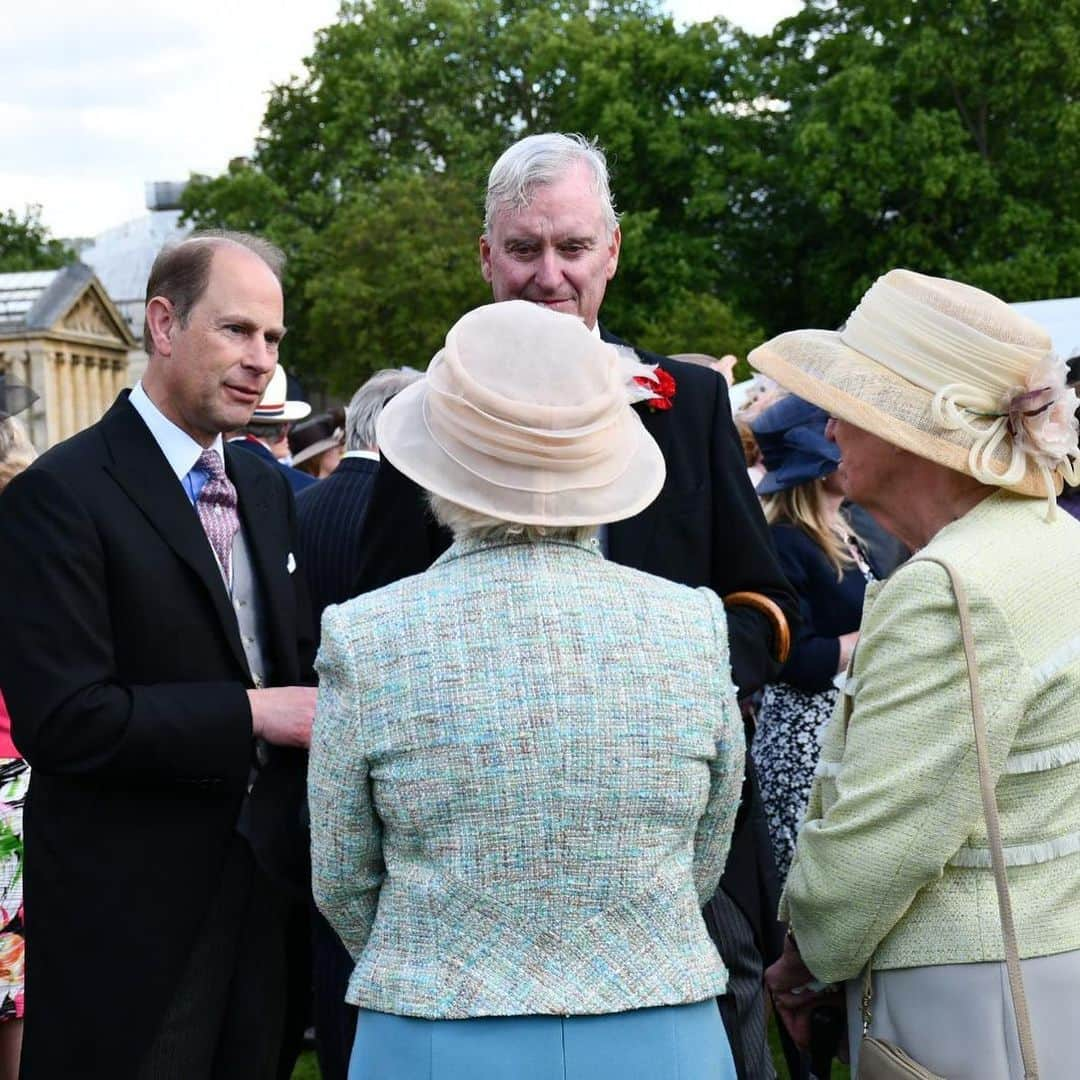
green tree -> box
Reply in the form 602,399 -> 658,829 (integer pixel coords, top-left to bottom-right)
723,0 -> 1080,334
181,0 -> 758,390
183,0 -> 1080,386
0,206 -> 75,273
302,172 -> 492,389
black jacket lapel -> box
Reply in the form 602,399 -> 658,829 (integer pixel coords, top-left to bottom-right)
599,325 -> 672,571
99,394 -> 251,678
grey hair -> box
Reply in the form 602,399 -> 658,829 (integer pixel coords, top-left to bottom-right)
346,367 -> 423,452
427,492 -> 597,545
0,417 -> 35,493
483,133 -> 619,239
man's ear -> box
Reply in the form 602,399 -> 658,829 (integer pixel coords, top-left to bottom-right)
144,296 -> 177,357
479,235 -> 493,284
605,224 -> 622,282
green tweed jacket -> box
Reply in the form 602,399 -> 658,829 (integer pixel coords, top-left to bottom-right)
782,492 -> 1080,984
309,535 -> 744,1017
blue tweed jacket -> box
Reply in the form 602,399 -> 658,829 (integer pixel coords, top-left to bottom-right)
309,534 -> 744,1018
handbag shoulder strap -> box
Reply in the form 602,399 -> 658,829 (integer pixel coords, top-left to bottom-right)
859,555 -> 1040,1079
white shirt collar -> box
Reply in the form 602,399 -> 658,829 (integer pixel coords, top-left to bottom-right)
129,381 -> 225,482
342,449 -> 379,462
589,321 -> 602,339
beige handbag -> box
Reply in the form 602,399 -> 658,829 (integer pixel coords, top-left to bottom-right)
850,557 -> 1040,1080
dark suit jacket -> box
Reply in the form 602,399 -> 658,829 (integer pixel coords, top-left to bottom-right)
0,394 -> 315,1078
350,331 -> 799,951
353,333 -> 798,695
229,433 -> 318,494
296,455 -> 379,641
770,522 -> 874,693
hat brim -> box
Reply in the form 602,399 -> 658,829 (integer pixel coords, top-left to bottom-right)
376,378 -> 666,527
755,458 -> 838,496
292,434 -> 343,467
748,330 -> 1054,498
253,401 -> 311,423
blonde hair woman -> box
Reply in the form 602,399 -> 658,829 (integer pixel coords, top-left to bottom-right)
748,396 -> 876,882
760,270 -> 1080,1078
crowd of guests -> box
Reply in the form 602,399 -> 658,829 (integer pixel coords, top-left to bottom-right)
0,131 -> 1078,1080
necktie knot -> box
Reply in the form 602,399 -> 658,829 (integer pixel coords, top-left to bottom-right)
196,448 -> 226,483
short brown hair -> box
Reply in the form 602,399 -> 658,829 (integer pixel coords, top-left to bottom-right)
142,230 -> 285,352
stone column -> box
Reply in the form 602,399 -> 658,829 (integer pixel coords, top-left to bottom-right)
87,352 -> 104,423
113,356 -> 129,400
57,351 -> 76,442
76,358 -> 92,434
42,348 -> 60,448
23,343 -> 51,449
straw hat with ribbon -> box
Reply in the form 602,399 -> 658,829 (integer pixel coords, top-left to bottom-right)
251,365 -> 311,423
376,300 -> 666,526
748,269 -> 1080,517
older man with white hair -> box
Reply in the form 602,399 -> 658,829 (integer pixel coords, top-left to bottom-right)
351,133 -> 798,1080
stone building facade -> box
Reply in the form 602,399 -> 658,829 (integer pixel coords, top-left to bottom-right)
0,264 -> 136,450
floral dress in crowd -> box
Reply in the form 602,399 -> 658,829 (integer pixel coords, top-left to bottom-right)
751,528 -> 875,883
0,696 -> 27,1021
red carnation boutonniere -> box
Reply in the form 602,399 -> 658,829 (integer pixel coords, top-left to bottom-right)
633,365 -> 677,411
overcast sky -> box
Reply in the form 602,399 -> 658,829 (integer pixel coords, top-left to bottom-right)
1,0 -> 802,241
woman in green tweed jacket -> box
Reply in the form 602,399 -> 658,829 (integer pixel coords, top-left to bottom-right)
308,302 -> 745,1080
755,269 -> 1080,1078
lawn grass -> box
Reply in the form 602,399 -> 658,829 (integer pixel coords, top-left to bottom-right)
768,1014 -> 851,1079
291,1050 -> 321,1079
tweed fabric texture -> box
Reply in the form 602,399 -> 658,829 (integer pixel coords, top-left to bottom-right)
309,535 -> 744,1018
782,492 -> 1080,984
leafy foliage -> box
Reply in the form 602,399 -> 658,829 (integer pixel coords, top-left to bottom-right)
181,0 -> 1080,392
0,206 -> 75,273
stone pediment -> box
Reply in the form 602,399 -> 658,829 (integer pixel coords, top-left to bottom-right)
61,292 -> 120,340
54,281 -> 134,347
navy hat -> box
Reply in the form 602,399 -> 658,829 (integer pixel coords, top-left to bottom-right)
751,395 -> 839,495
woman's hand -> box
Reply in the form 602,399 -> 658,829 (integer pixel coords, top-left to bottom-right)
765,932 -> 835,1050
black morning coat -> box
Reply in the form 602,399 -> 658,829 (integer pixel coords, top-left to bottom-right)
350,333 -> 801,957
0,393 -> 316,1078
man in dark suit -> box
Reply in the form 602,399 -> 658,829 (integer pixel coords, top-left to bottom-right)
352,133 -> 798,1078
297,366 -> 421,644
293,364 -> 420,1080
0,233 -> 317,1079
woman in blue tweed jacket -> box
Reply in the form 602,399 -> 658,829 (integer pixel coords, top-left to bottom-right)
309,301 -> 745,1080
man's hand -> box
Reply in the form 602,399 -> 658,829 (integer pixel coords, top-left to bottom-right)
247,687 -> 317,749
765,932 -> 830,1051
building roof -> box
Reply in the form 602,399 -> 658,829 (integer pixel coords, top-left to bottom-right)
0,263 -> 135,348
78,208 -> 191,340
0,264 -> 96,334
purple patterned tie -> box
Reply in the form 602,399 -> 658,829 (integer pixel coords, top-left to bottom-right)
194,449 -> 240,584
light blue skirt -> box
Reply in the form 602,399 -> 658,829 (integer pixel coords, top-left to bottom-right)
348,999 -> 737,1080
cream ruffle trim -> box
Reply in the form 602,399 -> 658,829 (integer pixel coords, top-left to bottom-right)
949,830 -> 1080,868
1004,739 -> 1080,775
815,735 -> 1080,782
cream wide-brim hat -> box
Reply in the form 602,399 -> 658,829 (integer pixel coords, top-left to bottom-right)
376,300 -> 666,526
748,269 -> 1068,498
